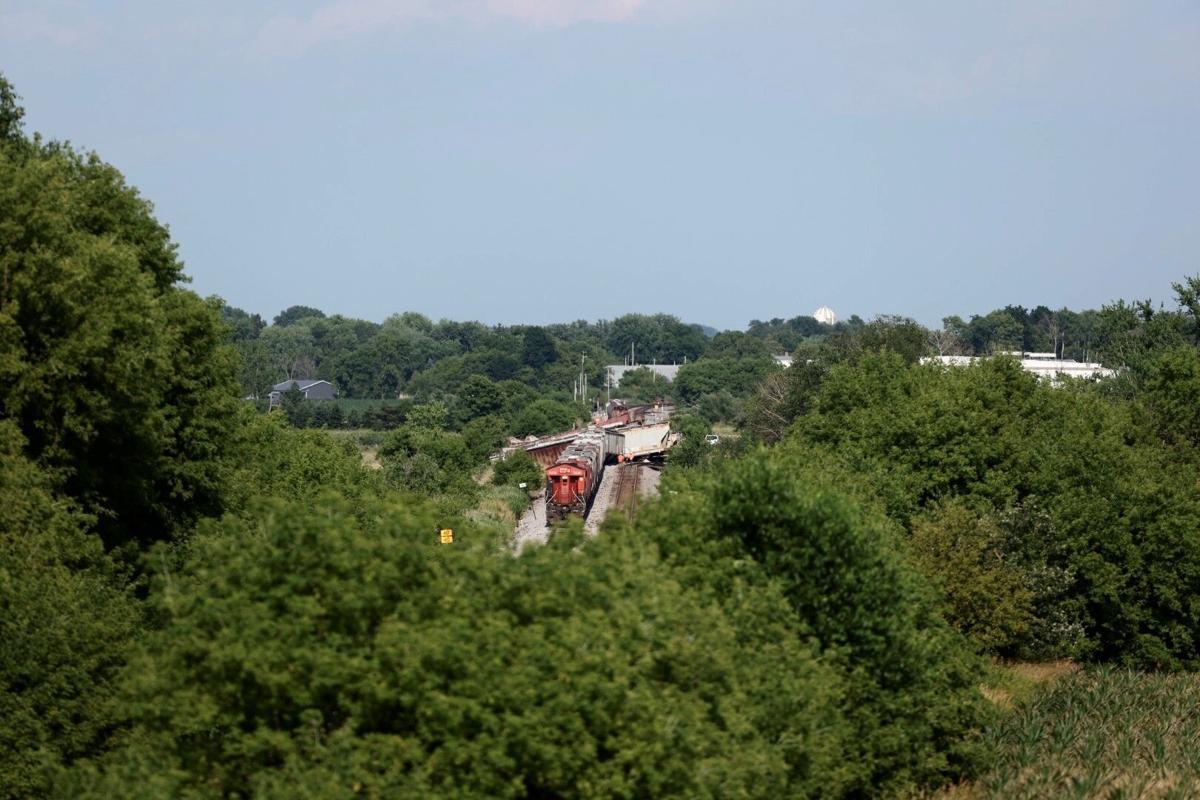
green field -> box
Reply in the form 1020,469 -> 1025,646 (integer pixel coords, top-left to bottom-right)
328,397 -> 409,411
932,667 -> 1200,799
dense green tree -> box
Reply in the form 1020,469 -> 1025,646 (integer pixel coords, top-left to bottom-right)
745,315 -> 828,352
606,313 -> 707,363
280,384 -> 312,428
452,374 -> 502,424
225,414 -> 384,518
704,330 -> 771,359
832,315 -> 930,363
666,412 -> 714,468
258,324 -> 316,381
909,503 -> 1034,653
0,423 -> 139,799
272,305 -> 326,327
633,451 -> 991,795
491,450 -> 542,489
790,353 -> 1200,667
461,415 -> 507,461
216,300 -> 266,342
64,495 -> 862,799
674,357 -> 779,403
615,366 -> 671,403
1140,345 -> 1200,451
511,397 -> 582,437
0,74 -> 24,144
379,411 -> 475,495
309,400 -> 344,429
0,98 -> 241,546
742,361 -> 828,444
520,325 -> 559,369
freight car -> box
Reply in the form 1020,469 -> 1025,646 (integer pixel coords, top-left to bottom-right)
545,428 -> 607,524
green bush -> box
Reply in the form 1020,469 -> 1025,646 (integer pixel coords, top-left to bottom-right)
909,503 -> 1034,654
0,423 -> 139,799
63,495 -> 855,799
491,450 -> 542,490
790,353 -> 1200,668
229,414 -> 385,519
629,448 -> 992,795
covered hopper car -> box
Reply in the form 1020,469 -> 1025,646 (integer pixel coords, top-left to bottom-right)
545,428 -> 607,523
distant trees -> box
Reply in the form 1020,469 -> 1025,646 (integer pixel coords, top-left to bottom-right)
519,325 -> 558,368
272,304 -> 326,326
217,301 -> 266,342
615,366 -> 670,402
606,313 -> 708,363
674,357 -> 780,404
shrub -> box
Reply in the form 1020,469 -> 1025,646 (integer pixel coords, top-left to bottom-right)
0,423 -> 139,799
630,448 -> 992,795
491,450 -> 542,490
909,503 -> 1034,653
64,495 -> 854,799
791,353 -> 1200,668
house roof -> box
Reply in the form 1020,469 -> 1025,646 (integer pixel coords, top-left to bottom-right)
271,379 -> 332,392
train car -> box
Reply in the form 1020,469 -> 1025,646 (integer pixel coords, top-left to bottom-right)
545,428 -> 607,523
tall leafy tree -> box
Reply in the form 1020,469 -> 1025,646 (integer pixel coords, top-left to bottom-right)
519,325 -> 558,369
0,74 -> 241,546
272,304 -> 326,327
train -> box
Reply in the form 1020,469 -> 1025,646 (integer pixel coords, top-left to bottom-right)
544,428 -> 607,524
543,420 -> 679,524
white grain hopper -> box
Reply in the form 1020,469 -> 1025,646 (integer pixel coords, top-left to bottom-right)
605,421 -> 677,461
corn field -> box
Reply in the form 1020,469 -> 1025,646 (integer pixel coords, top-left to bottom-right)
947,668 -> 1200,799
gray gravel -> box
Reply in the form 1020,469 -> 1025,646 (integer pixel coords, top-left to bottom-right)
512,490 -> 548,553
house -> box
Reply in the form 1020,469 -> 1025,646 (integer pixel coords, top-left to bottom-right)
268,379 -> 337,407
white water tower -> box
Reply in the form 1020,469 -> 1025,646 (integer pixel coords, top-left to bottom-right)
813,306 -> 837,326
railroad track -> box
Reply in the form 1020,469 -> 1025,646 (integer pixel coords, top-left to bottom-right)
612,463 -> 642,520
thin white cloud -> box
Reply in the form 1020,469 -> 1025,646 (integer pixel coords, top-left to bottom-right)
0,10 -> 99,48
251,0 -> 649,57
484,0 -> 645,26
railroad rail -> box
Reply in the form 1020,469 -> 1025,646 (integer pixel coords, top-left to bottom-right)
612,463 -> 642,521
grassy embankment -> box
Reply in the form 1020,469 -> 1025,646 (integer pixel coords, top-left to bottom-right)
327,428 -> 532,527
930,664 -> 1200,799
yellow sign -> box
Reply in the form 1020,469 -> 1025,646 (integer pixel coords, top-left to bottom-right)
439,528 -> 454,544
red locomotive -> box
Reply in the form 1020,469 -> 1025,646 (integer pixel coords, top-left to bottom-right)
545,428 -> 607,523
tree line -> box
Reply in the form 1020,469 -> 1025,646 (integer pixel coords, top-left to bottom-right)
225,293 -> 1163,441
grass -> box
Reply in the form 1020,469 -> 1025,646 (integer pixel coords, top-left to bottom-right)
932,665 -> 1200,799
329,398 -> 408,412
711,422 -> 741,439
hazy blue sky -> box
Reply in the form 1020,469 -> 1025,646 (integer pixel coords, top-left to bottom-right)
4,1 -> 1198,329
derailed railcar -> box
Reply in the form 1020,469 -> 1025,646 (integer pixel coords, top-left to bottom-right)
604,421 -> 675,462
545,428 -> 607,523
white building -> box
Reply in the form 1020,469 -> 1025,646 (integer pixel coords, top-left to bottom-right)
922,352 -> 1115,382
607,363 -> 682,386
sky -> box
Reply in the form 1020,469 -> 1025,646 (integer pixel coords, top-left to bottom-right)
3,1 -> 1199,330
